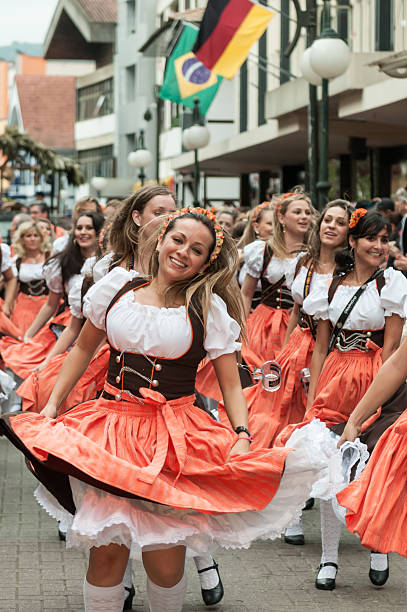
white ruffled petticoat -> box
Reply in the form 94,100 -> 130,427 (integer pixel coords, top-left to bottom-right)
34,420 -> 367,558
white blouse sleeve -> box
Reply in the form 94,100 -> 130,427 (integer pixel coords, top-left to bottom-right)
285,252 -> 305,290
83,266 -> 138,330
68,276 -> 84,319
204,294 -> 242,360
302,279 -> 330,320
51,233 -> 69,255
243,240 -> 266,279
381,268 -> 407,318
1,244 -> 12,273
80,256 -> 96,277
92,252 -> 115,283
43,257 -> 63,294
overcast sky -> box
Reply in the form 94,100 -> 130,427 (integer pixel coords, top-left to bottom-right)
0,0 -> 58,45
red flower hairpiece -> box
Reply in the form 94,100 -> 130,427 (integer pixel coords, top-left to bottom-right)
274,192 -> 297,217
157,207 -> 224,263
349,208 -> 367,229
252,201 -> 273,224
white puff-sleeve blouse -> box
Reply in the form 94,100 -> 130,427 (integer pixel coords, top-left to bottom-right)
290,266 -> 332,307
303,267 -> 407,330
1,244 -> 12,273
244,240 -> 303,286
92,252 -> 115,284
44,256 -> 89,296
11,258 -> 45,283
68,256 -> 97,319
83,267 -> 242,360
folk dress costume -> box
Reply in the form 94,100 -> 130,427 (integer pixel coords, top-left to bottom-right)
17,256 -> 111,414
241,240 -> 301,369
238,258 -> 331,449
0,265 -> 346,563
8,255 -> 49,337
0,244 -> 21,339
0,254 -> 86,380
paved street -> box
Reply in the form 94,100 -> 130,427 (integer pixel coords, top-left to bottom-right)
0,436 -> 406,612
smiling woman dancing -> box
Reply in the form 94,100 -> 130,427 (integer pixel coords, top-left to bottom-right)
0,207 -> 341,611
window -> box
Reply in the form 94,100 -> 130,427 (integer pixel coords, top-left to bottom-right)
258,0 -> 267,125
337,0 -> 350,43
126,65 -> 136,103
375,0 -> 394,51
78,146 -> 115,181
76,78 -> 114,121
126,1 -> 136,36
126,133 -> 136,155
239,61 -> 248,133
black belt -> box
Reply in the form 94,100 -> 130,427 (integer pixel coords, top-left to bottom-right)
333,329 -> 384,352
19,280 -> 48,296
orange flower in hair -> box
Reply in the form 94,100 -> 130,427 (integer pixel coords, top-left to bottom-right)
274,192 -> 297,217
252,201 -> 273,224
349,208 -> 367,229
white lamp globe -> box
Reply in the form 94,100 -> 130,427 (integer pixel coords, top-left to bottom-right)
300,47 -> 322,86
310,37 -> 351,79
182,128 -> 194,151
127,149 -> 152,168
187,124 -> 210,150
91,176 -> 108,191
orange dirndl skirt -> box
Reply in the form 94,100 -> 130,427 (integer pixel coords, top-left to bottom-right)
0,309 -> 72,379
18,344 -> 110,414
10,292 -> 49,337
242,304 -> 291,370
236,325 -> 315,450
0,384 -> 340,555
276,341 -> 383,447
337,409 -> 407,556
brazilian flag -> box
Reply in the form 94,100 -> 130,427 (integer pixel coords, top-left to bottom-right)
159,23 -> 222,115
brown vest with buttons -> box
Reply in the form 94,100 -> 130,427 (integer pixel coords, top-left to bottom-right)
104,278 -> 206,400
260,244 -> 294,310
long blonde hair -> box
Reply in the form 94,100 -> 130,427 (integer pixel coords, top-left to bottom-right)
270,191 -> 316,258
13,221 -> 50,258
145,211 -> 246,341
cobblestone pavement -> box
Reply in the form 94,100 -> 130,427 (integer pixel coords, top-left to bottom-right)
1,437 -> 406,611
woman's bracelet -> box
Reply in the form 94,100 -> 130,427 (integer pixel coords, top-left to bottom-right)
234,426 -> 253,443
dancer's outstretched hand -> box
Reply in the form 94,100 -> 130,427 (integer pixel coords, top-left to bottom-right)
227,437 -> 251,461
40,403 -> 57,419
337,421 -> 361,448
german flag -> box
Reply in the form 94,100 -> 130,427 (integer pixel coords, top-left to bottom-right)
193,0 -> 274,80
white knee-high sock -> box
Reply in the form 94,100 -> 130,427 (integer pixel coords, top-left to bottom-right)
147,574 -> 187,612
370,552 -> 388,571
319,500 -> 342,579
123,559 -> 133,590
83,578 -> 125,612
285,515 -> 303,537
194,554 -> 219,590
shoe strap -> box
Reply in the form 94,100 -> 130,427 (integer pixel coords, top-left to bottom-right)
197,562 -> 219,574
319,562 -> 338,570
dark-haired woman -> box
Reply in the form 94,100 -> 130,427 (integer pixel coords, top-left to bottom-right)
240,200 -> 351,450
241,192 -> 314,369
277,209 -> 407,590
0,208 -> 340,612
0,212 -> 104,380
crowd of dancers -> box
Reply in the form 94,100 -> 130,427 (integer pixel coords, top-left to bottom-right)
0,185 -> 406,611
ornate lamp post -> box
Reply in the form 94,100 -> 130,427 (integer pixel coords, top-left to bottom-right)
182,99 -> 210,205
127,129 -> 153,186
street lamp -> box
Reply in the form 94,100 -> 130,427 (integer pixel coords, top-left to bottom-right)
91,176 -> 108,199
302,1 -> 351,207
182,98 -> 210,205
127,129 -> 153,186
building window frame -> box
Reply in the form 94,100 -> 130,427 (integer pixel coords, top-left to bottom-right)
375,0 -> 394,51
76,78 -> 114,122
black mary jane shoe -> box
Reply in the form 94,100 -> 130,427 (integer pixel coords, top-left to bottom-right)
123,584 -> 135,610
303,497 -> 315,511
198,560 -> 224,606
284,533 -> 305,545
369,553 -> 389,587
58,528 -> 66,541
315,562 -> 338,591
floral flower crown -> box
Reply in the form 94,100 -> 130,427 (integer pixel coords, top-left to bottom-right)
157,207 -> 224,263
349,208 -> 367,229
274,192 -> 297,217
252,201 -> 274,224
98,222 -> 113,251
